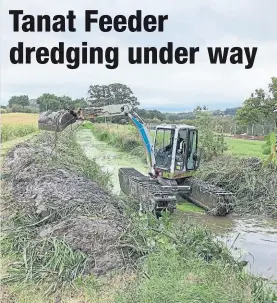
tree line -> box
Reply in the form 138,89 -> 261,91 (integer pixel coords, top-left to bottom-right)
2,78 -> 276,128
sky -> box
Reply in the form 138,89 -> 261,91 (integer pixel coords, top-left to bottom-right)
1,0 -> 277,112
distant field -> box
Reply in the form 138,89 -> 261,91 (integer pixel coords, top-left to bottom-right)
1,113 -> 39,142
1,113 -> 39,125
224,137 -> 264,157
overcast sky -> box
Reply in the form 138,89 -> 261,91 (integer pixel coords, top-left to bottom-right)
1,0 -> 277,112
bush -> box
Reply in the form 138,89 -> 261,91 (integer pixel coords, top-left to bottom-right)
10,104 -> 39,113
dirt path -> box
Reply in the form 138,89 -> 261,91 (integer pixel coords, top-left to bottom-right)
76,128 -> 277,282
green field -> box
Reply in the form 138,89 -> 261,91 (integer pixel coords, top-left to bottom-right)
225,137 -> 264,157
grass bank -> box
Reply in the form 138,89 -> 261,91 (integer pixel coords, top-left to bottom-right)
87,122 -> 146,160
1,127 -> 276,302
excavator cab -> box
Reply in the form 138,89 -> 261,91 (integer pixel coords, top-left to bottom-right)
153,125 -> 200,179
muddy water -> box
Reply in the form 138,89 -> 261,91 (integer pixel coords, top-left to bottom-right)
77,129 -> 277,282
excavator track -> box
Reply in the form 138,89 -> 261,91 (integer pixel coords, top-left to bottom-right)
118,168 -> 177,213
119,168 -> 234,216
183,177 -> 234,216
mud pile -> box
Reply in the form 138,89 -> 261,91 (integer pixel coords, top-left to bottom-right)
2,136 -> 128,276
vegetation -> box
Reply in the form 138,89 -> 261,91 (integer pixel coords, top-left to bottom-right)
236,77 -> 277,126
91,123 -> 146,160
1,113 -> 39,142
8,95 -> 29,108
3,78 -> 276,137
1,130 -> 276,302
116,251 -> 275,303
262,132 -> 277,165
197,156 -> 277,218
225,137 -> 264,157
36,94 -> 88,112
88,83 -> 140,107
193,109 -> 227,161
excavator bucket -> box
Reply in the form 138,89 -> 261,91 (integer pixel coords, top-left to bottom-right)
38,110 -> 77,132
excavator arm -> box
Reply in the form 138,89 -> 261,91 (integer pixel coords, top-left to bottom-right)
38,103 -> 156,172
38,104 -> 180,213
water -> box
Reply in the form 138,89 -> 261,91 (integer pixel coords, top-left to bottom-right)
77,128 -> 277,282
76,129 -> 148,194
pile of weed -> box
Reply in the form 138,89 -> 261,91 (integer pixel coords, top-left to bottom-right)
1,129 -> 128,292
197,155 -> 277,217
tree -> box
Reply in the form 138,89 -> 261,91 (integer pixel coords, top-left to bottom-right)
224,107 -> 240,116
87,83 -> 140,107
269,77 -> 277,101
36,94 -> 61,111
36,94 -> 75,111
262,132 -> 277,166
8,95 -> 29,108
235,89 -> 267,125
58,96 -> 74,109
235,77 -> 277,126
73,98 -> 88,109
194,108 -> 227,161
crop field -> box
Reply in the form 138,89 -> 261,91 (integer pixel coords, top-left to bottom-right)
1,113 -> 39,142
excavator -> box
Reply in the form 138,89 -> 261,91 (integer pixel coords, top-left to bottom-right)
38,103 -> 234,216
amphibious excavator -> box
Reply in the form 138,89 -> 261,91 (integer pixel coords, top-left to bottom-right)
38,103 -> 234,215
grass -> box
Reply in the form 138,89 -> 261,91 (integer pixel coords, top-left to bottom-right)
115,251 -> 275,303
116,213 -> 277,303
225,137 -> 264,157
197,155 -> 277,218
1,113 -> 39,142
177,201 -> 205,213
90,123 -> 146,160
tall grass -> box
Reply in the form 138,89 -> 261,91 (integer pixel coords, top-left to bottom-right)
116,252 -> 277,303
91,123 -> 146,160
1,113 -> 39,142
1,124 -> 38,142
116,211 -> 277,303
